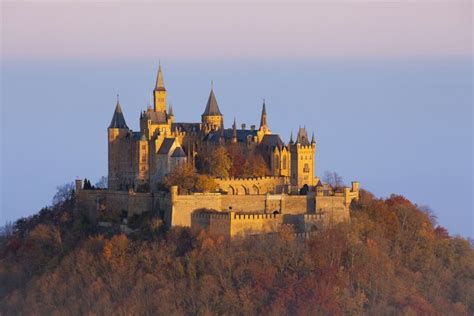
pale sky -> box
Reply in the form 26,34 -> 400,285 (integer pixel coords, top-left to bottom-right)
2,1 -> 472,61
1,1 -> 473,237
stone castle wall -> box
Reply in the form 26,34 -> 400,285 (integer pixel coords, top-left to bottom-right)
75,179 -> 359,236
215,176 -> 289,195
190,212 -> 330,237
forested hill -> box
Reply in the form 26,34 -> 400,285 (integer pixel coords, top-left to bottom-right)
1,190 -> 473,315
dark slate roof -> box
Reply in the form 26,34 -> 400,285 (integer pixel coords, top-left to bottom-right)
297,127 -> 310,146
171,147 -> 186,158
132,132 -> 142,141
157,138 -> 176,155
260,134 -> 284,149
202,89 -> 222,116
109,102 -> 128,129
204,128 -> 257,143
172,122 -> 201,133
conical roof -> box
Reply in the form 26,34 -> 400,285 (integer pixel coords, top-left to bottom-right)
202,88 -> 222,116
109,100 -> 128,129
171,146 -> 186,158
296,127 -> 310,145
155,64 -> 166,91
260,100 -> 267,127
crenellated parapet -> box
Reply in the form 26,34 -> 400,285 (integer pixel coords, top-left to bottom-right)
232,212 -> 280,220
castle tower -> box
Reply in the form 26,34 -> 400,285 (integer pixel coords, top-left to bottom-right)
289,127 -> 316,189
257,100 -> 271,143
201,84 -> 223,133
108,96 -> 130,190
153,63 -> 167,113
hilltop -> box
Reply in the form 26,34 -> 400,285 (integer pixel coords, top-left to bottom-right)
1,188 -> 473,315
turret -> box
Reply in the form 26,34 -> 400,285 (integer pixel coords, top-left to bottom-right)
153,63 -> 167,113
201,83 -> 224,133
289,127 -> 316,188
108,95 -> 128,130
108,96 -> 130,190
167,104 -> 175,125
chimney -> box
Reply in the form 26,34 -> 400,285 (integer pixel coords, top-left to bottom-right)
250,125 -> 256,131
241,123 -> 246,130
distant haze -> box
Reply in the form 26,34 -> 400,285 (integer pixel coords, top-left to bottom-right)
1,1 -> 473,237
2,1 -> 471,60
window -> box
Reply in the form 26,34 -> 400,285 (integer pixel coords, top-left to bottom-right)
303,163 -> 309,173
141,156 -> 146,163
283,156 -> 287,170
141,145 -> 146,150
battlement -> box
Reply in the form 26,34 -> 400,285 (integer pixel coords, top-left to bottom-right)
232,212 -> 280,220
302,213 -> 325,220
191,211 -> 229,220
217,176 -> 287,182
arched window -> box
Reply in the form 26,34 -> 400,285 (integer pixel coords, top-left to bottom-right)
283,156 -> 287,170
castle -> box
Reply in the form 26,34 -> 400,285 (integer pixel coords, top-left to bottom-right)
75,65 -> 360,237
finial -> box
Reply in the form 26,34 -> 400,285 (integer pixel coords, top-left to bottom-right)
290,131 -> 294,143
116,94 -> 120,104
211,80 -> 214,90
311,132 -> 315,143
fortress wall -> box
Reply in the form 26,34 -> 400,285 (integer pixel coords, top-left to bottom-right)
229,213 -> 282,237
221,195 -> 267,212
76,189 -> 155,219
282,195 -> 314,214
315,196 -> 350,223
191,212 -> 231,236
215,176 -> 289,195
281,213 -> 325,232
127,192 -> 155,217
170,193 -> 222,227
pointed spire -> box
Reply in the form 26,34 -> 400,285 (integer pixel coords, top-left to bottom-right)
155,62 -> 166,91
290,131 -> 294,144
311,132 -> 315,144
296,127 -> 310,145
232,117 -> 237,142
109,95 -> 128,129
260,99 -> 267,128
202,85 -> 223,116
168,104 -> 174,116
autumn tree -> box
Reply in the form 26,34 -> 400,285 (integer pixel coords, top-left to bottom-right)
195,175 -> 218,193
242,153 -> 269,177
52,182 -> 75,206
226,144 -> 246,177
208,146 -> 232,178
164,163 -> 197,193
